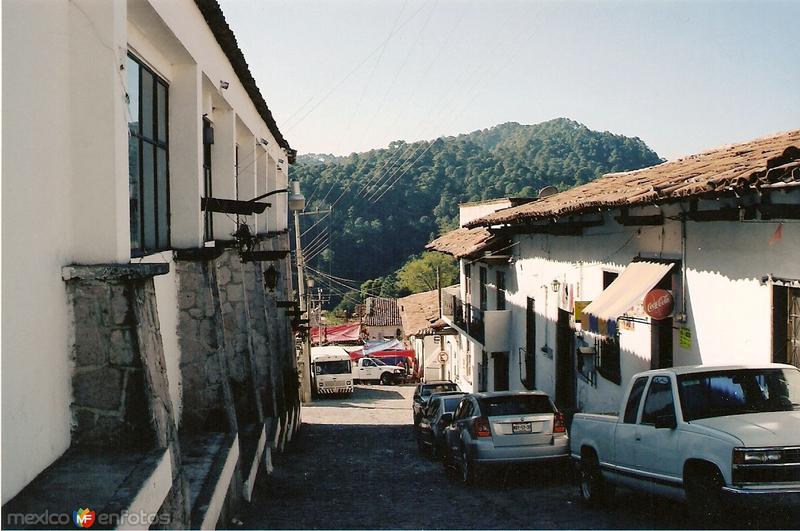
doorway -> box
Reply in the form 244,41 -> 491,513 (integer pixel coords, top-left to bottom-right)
493,352 -> 509,391
524,297 -> 536,389
555,309 -> 575,409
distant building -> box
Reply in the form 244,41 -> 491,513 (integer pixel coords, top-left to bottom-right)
398,289 -> 457,382
431,132 -> 800,414
3,0 -> 300,527
362,297 -> 403,340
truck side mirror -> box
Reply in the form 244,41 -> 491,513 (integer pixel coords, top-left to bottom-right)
655,413 -> 677,429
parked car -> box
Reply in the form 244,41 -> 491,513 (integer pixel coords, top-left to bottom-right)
413,381 -> 460,425
442,391 -> 569,485
570,364 -> 800,517
416,391 -> 467,456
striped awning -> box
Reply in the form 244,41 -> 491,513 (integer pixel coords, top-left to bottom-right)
581,261 -> 675,336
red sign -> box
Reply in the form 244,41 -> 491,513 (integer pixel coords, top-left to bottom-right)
644,289 -> 674,320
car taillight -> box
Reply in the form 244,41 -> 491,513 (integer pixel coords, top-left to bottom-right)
553,412 -> 566,434
472,416 -> 491,438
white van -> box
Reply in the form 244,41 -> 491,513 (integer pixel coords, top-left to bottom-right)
310,346 -> 354,396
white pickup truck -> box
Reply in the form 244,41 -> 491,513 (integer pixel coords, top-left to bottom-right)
352,357 -> 405,385
570,363 -> 800,515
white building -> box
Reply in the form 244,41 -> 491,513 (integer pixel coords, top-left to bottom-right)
398,289 -> 457,382
3,0 -> 300,527
431,131 -> 800,414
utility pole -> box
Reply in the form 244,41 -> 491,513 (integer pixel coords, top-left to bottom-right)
436,266 -> 442,317
292,189 -> 312,404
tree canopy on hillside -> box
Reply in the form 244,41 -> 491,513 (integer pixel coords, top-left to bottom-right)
293,118 -> 662,306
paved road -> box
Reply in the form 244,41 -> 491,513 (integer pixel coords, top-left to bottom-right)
243,385 -> 795,529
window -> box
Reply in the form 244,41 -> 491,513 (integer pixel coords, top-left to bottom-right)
496,271 -> 506,310
623,376 -> 648,423
464,262 -> 472,299
478,395 -> 555,416
596,335 -> 621,384
202,118 -> 214,241
479,267 -> 488,311
641,375 -> 675,425
127,54 -> 169,254
678,368 -> 800,421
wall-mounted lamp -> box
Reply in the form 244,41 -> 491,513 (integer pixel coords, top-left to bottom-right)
260,138 -> 269,146
551,279 -> 561,293
278,159 -> 285,164
220,80 -> 230,90
263,264 -> 279,292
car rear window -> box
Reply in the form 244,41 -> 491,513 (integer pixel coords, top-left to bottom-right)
421,383 -> 458,397
443,397 -> 462,412
479,395 -> 555,416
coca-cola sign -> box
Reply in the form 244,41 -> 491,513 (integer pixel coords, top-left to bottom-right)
644,289 -> 674,320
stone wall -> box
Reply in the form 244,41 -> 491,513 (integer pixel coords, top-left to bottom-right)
62,264 -> 189,527
174,257 -> 238,434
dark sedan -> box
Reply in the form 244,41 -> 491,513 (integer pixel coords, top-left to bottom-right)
412,381 -> 460,425
416,391 -> 467,457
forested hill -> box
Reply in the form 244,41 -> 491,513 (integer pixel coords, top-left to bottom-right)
292,118 -> 662,293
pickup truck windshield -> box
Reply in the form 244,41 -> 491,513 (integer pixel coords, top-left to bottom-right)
478,395 -> 555,416
315,361 -> 351,375
678,368 -> 800,421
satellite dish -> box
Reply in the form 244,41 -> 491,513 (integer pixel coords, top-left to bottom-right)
538,186 -> 558,198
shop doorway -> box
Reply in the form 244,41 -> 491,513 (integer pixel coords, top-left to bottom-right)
555,309 -> 575,409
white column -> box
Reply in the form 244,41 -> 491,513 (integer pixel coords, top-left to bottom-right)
237,134 -> 257,232
69,0 -> 129,263
275,166 -> 288,232
255,147 -> 268,235
211,108 -> 236,240
266,154 -> 278,233
169,63 -> 203,248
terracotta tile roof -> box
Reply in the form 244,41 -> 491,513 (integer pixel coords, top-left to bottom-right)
398,289 -> 439,336
467,130 -> 800,228
195,0 -> 295,162
363,297 -> 402,327
425,227 -> 495,258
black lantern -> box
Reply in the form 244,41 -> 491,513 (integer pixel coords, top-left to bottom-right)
263,264 -> 279,291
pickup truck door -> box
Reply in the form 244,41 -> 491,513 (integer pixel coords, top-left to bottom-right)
612,376 -> 649,477
635,375 -> 682,493
359,359 -> 376,379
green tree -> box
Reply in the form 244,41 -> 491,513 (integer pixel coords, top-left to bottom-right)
396,252 -> 458,294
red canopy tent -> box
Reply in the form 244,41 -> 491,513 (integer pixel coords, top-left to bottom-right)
311,322 -> 362,345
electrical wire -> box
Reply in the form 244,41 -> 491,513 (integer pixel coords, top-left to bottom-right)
285,0 -> 431,134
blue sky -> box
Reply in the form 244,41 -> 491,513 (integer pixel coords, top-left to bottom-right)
219,0 -> 799,160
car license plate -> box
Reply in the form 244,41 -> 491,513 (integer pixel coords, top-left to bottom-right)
512,422 -> 532,434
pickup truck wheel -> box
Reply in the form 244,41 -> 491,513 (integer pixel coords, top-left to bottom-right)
380,372 -> 393,385
685,467 -> 724,521
580,453 -> 612,505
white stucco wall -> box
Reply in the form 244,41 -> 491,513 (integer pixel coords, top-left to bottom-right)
2,0 -> 293,502
1,0 -> 130,502
459,199 -> 513,226
444,192 -> 800,414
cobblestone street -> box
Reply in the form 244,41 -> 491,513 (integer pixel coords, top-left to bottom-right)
243,385 -> 796,530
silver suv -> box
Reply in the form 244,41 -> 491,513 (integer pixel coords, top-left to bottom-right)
442,391 -> 569,485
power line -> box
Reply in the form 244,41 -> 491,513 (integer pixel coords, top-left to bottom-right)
285,0 -> 430,134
